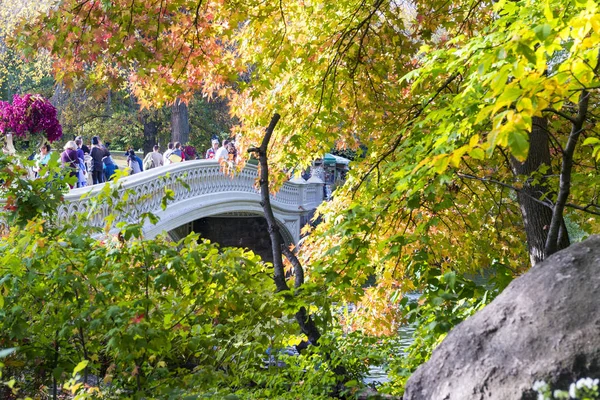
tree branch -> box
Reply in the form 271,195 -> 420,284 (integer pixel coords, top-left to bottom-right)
457,172 -> 600,216
248,114 -> 322,350
545,48 -> 600,256
542,107 -> 578,125
352,73 -> 461,193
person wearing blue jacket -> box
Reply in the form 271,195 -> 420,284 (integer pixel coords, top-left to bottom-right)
103,155 -> 119,181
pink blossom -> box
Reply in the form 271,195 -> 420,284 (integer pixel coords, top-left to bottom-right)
0,94 -> 62,142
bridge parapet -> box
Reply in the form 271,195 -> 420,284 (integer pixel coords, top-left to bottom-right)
55,160 -> 324,243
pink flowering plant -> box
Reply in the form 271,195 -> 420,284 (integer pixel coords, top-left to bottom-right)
0,95 -> 66,225
0,94 -> 62,143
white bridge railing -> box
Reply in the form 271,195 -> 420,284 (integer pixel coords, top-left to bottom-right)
56,160 -> 324,231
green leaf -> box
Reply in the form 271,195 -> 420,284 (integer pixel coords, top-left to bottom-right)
72,360 -> 89,377
161,188 -> 175,210
517,42 -> 537,65
534,24 -> 552,41
583,137 -> 600,146
443,272 -> 457,290
469,148 -> 485,160
407,193 -> 421,209
345,379 -> 359,388
508,130 -> 529,161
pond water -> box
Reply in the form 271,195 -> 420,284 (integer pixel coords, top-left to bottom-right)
363,292 -> 420,386
363,323 -> 416,385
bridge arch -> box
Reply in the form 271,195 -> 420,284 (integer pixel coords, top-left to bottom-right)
145,193 -> 298,246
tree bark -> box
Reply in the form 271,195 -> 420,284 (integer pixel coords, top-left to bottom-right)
142,109 -> 159,156
510,116 -> 569,266
105,89 -> 112,116
171,98 -> 190,144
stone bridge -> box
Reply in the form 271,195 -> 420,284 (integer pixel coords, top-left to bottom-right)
57,160 -> 324,245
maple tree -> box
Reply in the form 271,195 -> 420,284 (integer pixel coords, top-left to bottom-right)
6,0 -> 600,396
0,1 -> 55,99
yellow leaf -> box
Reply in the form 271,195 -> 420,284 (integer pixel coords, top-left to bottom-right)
517,97 -> 532,112
492,87 -> 522,115
591,15 -> 600,33
469,134 -> 480,148
72,360 -> 89,377
544,0 -> 554,22
433,155 -> 450,174
70,382 -> 83,394
475,105 -> 494,125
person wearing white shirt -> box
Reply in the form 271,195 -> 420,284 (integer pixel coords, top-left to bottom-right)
214,140 -> 230,163
163,142 -> 174,165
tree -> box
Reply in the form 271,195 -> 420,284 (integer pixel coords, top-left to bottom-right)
171,98 -> 190,145
13,0 -> 600,394
142,108 -> 161,154
0,0 -> 55,100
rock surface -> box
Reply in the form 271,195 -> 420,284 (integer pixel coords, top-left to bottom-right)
403,236 -> 600,400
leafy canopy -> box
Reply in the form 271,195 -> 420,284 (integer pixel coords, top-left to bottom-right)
8,0 -> 600,395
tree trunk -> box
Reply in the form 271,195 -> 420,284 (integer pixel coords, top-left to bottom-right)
510,116 -> 569,266
105,89 -> 112,116
142,109 -> 159,156
171,98 -> 190,144
249,114 -> 321,349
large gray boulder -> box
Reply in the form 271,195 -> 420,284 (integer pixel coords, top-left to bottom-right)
403,236 -> 600,400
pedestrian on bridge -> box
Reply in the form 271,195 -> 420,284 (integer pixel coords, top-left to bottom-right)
75,135 -> 90,154
173,142 -> 185,161
215,140 -> 230,163
205,139 -> 219,159
127,150 -> 143,174
163,142 -> 174,165
61,141 -> 79,188
33,144 -> 52,176
144,145 -> 163,169
90,136 -> 108,184
103,155 -> 118,181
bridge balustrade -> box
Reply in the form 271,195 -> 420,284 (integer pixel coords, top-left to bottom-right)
52,160 -> 323,242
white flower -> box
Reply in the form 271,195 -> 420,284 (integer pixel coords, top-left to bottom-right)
533,380 -> 548,391
575,377 -> 598,390
569,382 -> 577,398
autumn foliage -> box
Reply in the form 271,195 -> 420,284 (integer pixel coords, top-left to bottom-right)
3,0 -> 600,397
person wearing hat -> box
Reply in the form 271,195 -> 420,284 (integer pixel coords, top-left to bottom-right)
205,139 -> 219,159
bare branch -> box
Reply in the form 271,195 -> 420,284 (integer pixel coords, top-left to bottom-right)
542,107 -> 577,125
545,48 -> 600,256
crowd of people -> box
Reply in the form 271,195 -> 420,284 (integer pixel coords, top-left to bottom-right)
32,135 -> 116,188
204,138 -> 237,162
31,136 -> 238,189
